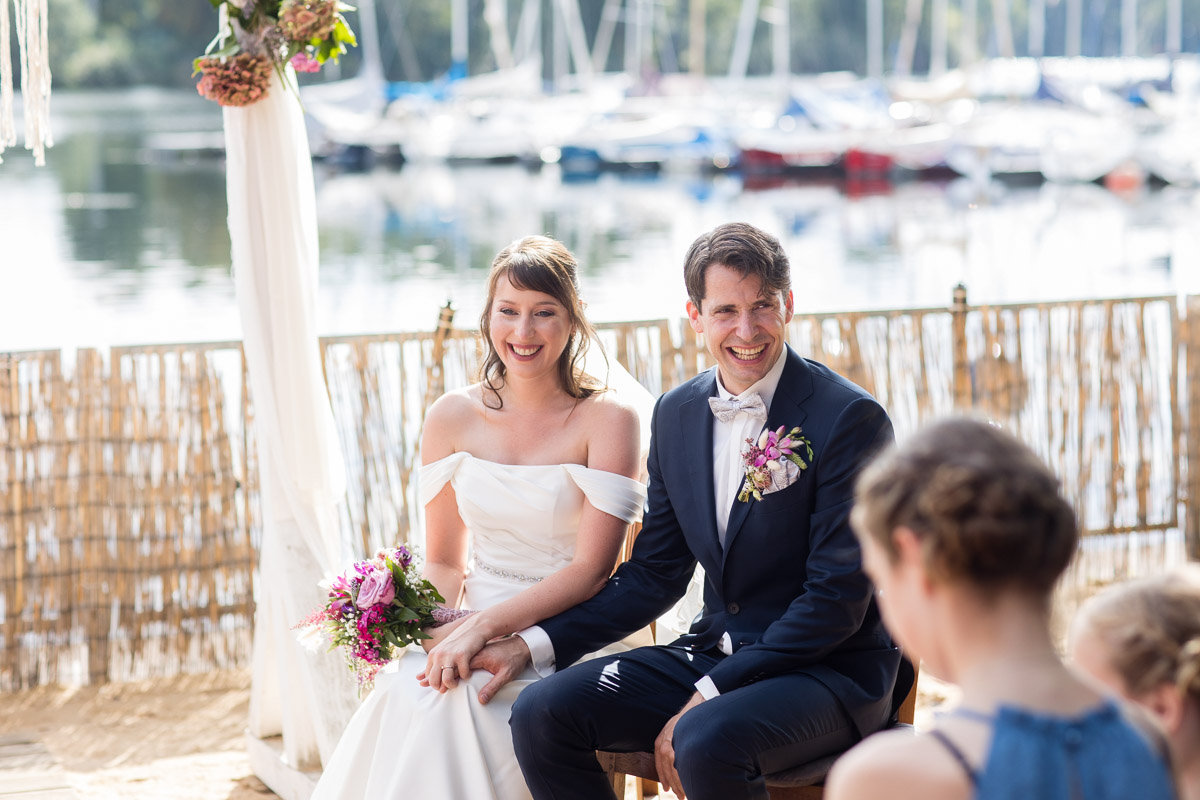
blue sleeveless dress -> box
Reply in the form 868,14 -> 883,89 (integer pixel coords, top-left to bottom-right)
930,702 -> 1176,800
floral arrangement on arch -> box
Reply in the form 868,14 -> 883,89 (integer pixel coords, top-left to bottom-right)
295,545 -> 473,692
193,0 -> 358,108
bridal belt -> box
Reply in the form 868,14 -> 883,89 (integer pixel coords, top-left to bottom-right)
473,554 -> 545,584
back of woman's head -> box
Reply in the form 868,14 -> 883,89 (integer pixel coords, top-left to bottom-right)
1078,568 -> 1200,705
852,417 -> 1078,597
478,235 -> 602,405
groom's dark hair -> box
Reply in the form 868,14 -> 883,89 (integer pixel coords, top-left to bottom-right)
683,222 -> 791,311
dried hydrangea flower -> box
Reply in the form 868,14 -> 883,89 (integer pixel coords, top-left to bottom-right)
277,0 -> 338,43
194,52 -> 273,107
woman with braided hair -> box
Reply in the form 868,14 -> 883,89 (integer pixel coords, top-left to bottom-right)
1073,567 -> 1200,800
826,417 -> 1175,800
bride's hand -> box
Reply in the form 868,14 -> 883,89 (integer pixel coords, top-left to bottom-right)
417,619 -> 489,693
417,613 -> 468,653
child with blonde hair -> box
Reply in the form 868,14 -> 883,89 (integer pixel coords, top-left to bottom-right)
1073,567 -> 1200,800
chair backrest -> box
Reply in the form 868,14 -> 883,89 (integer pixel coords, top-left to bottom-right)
896,659 -> 920,726
617,522 -> 642,569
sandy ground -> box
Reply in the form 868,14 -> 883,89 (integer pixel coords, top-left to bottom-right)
0,668 -> 274,800
0,668 -> 953,800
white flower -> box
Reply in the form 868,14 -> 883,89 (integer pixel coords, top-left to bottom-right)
295,625 -> 326,652
757,429 -> 770,449
766,459 -> 782,471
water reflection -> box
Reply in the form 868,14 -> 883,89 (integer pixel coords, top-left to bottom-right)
2,91 -> 1199,351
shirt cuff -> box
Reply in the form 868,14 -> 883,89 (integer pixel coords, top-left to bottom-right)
694,675 -> 721,700
515,626 -> 557,677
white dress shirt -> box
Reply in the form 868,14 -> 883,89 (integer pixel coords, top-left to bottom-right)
519,350 -> 789,691
694,350 -> 787,700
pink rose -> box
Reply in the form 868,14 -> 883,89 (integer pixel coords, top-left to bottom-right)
356,569 -> 396,609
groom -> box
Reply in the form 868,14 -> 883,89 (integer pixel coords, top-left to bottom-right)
473,222 -> 905,800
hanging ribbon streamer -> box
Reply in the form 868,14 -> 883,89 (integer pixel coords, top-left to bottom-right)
0,0 -> 15,158
1,0 -> 53,165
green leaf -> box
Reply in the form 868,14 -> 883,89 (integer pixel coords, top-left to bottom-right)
206,38 -> 242,60
334,16 -> 358,47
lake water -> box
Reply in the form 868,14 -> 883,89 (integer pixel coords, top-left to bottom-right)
3,89 -> 1200,352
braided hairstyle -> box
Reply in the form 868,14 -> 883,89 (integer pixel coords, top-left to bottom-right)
1078,567 -> 1200,705
851,417 -> 1078,600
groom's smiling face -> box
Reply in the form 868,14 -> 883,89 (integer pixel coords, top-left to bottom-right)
687,263 -> 794,396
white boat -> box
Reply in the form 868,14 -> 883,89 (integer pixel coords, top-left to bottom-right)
1139,119 -> 1200,185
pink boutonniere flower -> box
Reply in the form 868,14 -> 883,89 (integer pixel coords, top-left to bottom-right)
737,425 -> 814,502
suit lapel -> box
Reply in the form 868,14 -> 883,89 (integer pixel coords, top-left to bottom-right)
721,348 -> 813,566
679,369 -> 722,568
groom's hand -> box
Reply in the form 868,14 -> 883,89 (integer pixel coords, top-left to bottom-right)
469,636 -> 531,706
654,691 -> 705,799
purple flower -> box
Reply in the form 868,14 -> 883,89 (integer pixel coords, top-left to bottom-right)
356,569 -> 396,609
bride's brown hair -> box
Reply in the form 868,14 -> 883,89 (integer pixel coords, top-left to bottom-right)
478,236 -> 605,409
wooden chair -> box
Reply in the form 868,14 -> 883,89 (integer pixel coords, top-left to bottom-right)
597,660 -> 920,800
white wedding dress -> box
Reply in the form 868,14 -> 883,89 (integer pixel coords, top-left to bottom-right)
311,451 -> 648,800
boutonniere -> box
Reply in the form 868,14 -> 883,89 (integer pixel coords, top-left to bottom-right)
737,426 -> 814,502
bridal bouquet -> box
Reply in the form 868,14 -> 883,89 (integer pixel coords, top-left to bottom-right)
296,545 -> 470,689
193,0 -> 358,107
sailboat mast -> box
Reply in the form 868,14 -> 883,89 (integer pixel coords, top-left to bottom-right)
1122,0 -> 1137,57
1066,0 -> 1082,56
772,0 -> 789,90
728,0 -> 760,80
356,0 -> 384,82
1167,0 -> 1182,54
690,0 -> 707,76
933,0 -> 948,75
962,0 -> 977,66
1029,0 -> 1045,57
451,0 -> 468,77
867,0 -> 883,78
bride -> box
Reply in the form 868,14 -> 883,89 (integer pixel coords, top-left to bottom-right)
312,235 -> 648,800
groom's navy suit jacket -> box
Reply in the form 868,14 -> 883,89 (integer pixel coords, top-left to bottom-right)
540,345 -> 903,738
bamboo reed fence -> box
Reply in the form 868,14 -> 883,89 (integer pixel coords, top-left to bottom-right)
1,288 -> 1194,690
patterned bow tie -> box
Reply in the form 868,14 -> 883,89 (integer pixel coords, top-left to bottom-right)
708,392 -> 767,423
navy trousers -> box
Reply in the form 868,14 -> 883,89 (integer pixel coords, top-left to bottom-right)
510,645 -> 858,800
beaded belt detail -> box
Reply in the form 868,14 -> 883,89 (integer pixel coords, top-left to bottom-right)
473,555 -> 545,583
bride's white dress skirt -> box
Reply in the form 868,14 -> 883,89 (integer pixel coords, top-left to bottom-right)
312,453 -> 647,800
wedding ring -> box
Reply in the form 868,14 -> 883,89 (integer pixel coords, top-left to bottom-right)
441,666 -> 455,671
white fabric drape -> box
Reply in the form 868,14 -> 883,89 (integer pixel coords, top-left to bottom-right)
1,0 -> 53,164
224,68 -> 358,769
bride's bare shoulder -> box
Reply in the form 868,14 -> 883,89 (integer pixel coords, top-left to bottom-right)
423,386 -> 486,440
577,391 -> 640,475
580,388 -> 640,432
